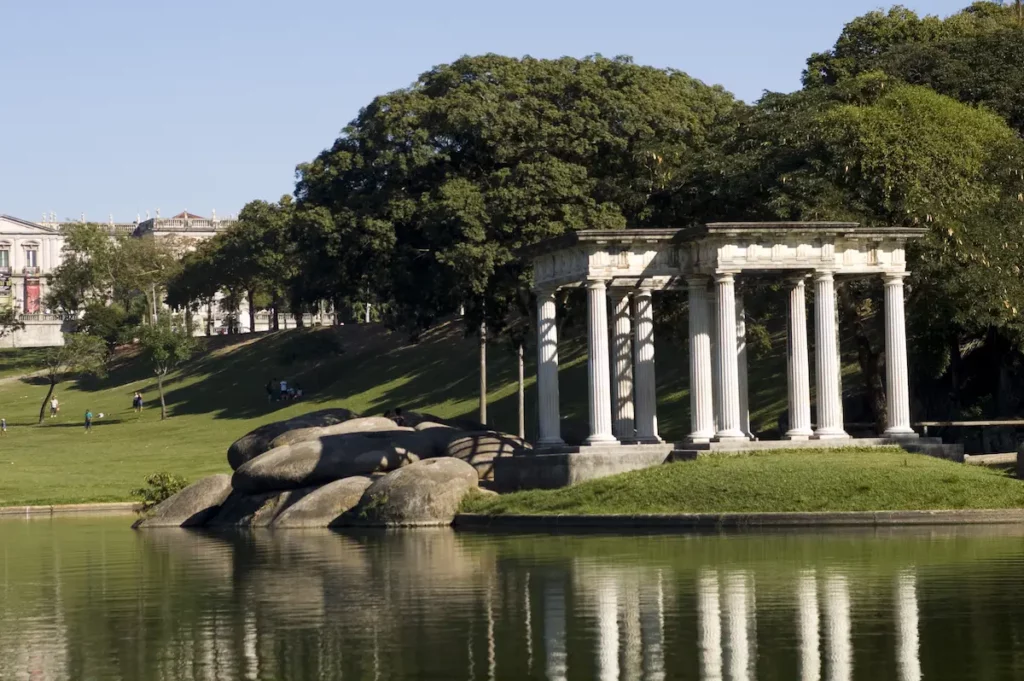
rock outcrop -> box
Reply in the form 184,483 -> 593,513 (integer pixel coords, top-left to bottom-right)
227,408 -> 358,470
445,433 -> 530,480
268,416 -> 402,450
133,474 -> 233,528
207,487 -> 316,527
273,476 -> 374,528
349,458 -> 479,527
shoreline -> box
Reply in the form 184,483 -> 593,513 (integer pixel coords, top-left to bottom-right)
454,509 -> 1024,531
0,502 -> 139,517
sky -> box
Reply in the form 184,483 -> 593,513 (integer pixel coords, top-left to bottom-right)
0,0 -> 971,224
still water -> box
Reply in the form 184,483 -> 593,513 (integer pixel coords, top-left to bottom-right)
2,518 -> 1024,680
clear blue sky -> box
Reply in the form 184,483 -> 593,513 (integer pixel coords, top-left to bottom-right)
0,0 -> 970,224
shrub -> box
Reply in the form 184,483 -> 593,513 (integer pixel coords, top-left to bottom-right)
131,472 -> 188,513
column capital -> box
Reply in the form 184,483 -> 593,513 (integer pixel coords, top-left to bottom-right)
634,286 -> 653,298
812,270 -> 835,282
586,278 -> 609,291
785,272 -> 810,285
535,285 -> 559,298
687,275 -> 711,289
713,271 -> 737,284
882,271 -> 910,285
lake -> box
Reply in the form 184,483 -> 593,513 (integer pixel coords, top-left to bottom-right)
2,517 -> 1024,680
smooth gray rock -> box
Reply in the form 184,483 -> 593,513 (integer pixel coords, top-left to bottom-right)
273,476 -> 374,528
232,434 -> 420,494
207,488 -> 317,527
349,457 -> 479,527
227,408 -> 358,470
446,432 -> 531,480
269,416 -> 402,450
133,474 -> 233,528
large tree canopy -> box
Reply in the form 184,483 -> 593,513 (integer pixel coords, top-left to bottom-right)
295,54 -> 738,331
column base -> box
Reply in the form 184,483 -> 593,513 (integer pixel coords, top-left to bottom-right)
635,435 -> 663,445
784,427 -> 814,441
537,437 -> 566,449
584,434 -> 620,446
884,427 -> 919,439
687,431 -> 714,444
812,429 -> 850,440
714,429 -> 749,442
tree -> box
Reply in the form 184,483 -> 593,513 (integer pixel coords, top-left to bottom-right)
0,307 -> 25,342
139,317 -> 198,420
38,333 -> 107,424
681,73 -> 1024,423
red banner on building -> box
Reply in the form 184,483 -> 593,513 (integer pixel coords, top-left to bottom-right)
25,280 -> 40,314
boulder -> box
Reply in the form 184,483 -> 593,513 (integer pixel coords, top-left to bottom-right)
133,474 -> 233,528
207,487 -> 316,527
349,457 -> 479,527
445,432 -> 531,480
232,434 -> 420,494
227,408 -> 358,470
269,416 -> 403,450
273,476 -> 374,528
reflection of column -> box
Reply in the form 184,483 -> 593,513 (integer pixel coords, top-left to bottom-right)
524,573 -> 534,673
715,273 -> 746,440
798,571 -> 821,681
896,571 -> 922,681
611,290 -> 636,440
724,572 -> 752,681
698,571 -> 724,681
824,574 -> 851,681
633,288 -> 661,442
586,279 -> 617,445
813,272 -> 849,439
623,582 -> 642,681
487,583 -> 496,681
641,571 -> 666,681
544,581 -> 568,681
688,278 -> 715,442
736,295 -> 751,438
536,289 -> 565,447
598,580 -> 620,681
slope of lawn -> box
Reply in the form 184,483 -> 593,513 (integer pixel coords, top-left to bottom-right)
0,318 -> 796,506
462,448 -> 1024,515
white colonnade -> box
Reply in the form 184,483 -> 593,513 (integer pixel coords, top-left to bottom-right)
529,224 -> 920,448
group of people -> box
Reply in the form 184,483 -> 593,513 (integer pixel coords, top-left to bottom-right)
266,378 -> 303,402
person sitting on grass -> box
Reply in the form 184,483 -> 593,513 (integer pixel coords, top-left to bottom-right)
84,409 -> 93,433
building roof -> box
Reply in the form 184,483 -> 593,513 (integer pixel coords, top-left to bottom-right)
171,211 -> 206,220
0,215 -> 60,234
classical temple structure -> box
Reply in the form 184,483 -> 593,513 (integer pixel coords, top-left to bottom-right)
522,222 -> 924,454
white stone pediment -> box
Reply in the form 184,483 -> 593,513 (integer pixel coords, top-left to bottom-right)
0,215 -> 59,236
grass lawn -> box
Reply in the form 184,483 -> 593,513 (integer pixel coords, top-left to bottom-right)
462,448 -> 1024,515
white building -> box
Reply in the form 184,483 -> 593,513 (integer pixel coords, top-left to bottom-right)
0,214 -> 70,347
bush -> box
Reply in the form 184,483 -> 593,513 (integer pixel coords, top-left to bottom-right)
131,472 -> 188,512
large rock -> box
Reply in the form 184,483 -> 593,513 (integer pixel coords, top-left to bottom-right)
232,434 -> 421,494
133,474 -> 233,528
268,416 -> 404,450
227,408 -> 358,470
349,457 -> 479,527
206,488 -> 312,527
273,476 -> 374,528
445,432 -> 531,480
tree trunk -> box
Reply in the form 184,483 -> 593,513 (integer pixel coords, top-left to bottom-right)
271,300 -> 280,331
157,372 -> 167,420
150,283 -> 159,324
517,341 -> 525,439
479,321 -> 487,426
838,285 -> 886,432
949,333 -> 962,417
38,379 -> 56,425
206,300 -> 213,336
185,306 -> 193,337
247,289 -> 256,334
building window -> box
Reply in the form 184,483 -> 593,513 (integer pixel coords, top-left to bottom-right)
0,250 -> 8,268
25,248 -> 37,268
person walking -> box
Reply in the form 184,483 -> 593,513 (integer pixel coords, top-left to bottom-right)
49,396 -> 59,418
137,392 -> 144,412
84,409 -> 93,433
1,418 -> 7,435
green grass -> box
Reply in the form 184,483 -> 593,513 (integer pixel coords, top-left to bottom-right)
462,448 -> 1024,515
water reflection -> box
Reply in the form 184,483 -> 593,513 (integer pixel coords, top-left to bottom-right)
6,521 -> 1024,680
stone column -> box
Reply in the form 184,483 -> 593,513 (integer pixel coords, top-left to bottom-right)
812,271 -> 849,439
786,276 -> 814,440
536,289 -> 564,447
736,294 -> 751,438
633,288 -> 661,443
883,273 -> 916,437
714,273 -> 746,441
586,279 -> 617,445
687,277 -> 715,443
611,289 -> 635,441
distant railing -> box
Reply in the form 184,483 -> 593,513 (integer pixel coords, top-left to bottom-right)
20,313 -> 66,322
22,266 -> 40,276
915,420 -> 1024,438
